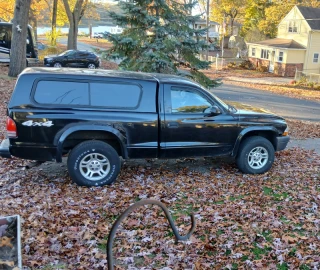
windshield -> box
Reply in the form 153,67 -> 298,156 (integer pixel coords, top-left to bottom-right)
200,86 -> 229,110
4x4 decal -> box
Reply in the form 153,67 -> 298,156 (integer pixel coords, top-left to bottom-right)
22,120 -> 54,127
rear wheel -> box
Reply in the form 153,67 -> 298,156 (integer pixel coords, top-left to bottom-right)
67,140 -> 121,186
236,136 -> 275,174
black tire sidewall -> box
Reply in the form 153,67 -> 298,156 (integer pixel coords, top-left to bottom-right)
87,63 -> 96,69
67,141 -> 120,186
236,137 -> 275,174
54,62 -> 62,67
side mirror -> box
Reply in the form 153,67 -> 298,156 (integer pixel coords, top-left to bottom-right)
204,105 -> 221,116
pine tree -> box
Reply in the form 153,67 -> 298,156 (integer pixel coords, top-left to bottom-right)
105,0 -> 220,88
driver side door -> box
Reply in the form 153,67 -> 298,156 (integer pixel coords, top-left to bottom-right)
63,51 -> 77,67
162,84 -> 238,158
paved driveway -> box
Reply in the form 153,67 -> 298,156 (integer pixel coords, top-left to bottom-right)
212,83 -> 320,122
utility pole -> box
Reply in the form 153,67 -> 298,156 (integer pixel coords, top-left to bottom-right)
206,0 -> 209,61
221,14 -> 225,58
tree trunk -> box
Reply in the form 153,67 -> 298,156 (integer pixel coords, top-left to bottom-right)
8,0 -> 32,77
51,0 -> 58,46
63,0 -> 88,50
89,22 -> 92,39
230,18 -> 234,36
67,17 -> 79,49
29,8 -> 37,42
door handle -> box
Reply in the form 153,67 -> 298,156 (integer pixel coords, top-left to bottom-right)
167,122 -> 179,128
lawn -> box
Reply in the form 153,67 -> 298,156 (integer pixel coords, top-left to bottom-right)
204,69 -> 320,103
0,66 -> 319,269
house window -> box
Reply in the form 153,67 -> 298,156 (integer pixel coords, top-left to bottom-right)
261,49 -> 269,59
313,53 -> 319,63
288,21 -> 298,33
278,51 -> 284,62
251,47 -> 256,57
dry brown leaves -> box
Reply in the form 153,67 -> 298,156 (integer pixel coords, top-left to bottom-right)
222,80 -> 320,103
0,63 -> 319,269
77,37 -> 113,50
204,69 -> 280,79
287,119 -> 320,139
203,68 -> 320,103
0,149 -> 319,269
100,60 -> 118,70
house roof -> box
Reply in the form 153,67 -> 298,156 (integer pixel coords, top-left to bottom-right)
248,38 -> 306,49
297,6 -> 320,30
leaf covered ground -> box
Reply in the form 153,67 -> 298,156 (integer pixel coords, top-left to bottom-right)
0,150 -> 319,269
205,69 -> 320,103
0,65 -> 319,269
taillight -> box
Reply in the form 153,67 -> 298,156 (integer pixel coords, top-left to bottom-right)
6,117 -> 17,138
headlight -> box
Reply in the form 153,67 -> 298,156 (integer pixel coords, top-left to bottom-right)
282,126 -> 289,136
46,58 -> 53,62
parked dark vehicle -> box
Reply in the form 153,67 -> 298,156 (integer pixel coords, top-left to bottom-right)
44,50 -> 100,69
0,22 -> 38,64
0,68 -> 290,187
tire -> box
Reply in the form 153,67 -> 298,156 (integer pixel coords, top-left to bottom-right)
67,140 -> 121,186
236,136 -> 275,174
87,63 -> 96,69
54,62 -> 62,68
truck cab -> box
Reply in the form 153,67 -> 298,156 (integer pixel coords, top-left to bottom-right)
0,68 -> 290,186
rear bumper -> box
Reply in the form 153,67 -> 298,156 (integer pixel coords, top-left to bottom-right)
275,136 -> 290,151
0,139 -> 11,158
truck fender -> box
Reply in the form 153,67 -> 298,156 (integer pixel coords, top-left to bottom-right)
54,124 -> 127,162
231,126 -> 279,157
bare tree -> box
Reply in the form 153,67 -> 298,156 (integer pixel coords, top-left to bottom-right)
8,0 -> 32,77
51,0 -> 58,46
62,0 -> 89,49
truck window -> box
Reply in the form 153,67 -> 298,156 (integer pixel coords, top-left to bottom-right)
171,87 -> 212,113
34,81 -> 89,105
90,82 -> 141,108
0,25 -> 10,49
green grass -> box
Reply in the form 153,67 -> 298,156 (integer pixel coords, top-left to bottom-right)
41,264 -> 67,270
300,265 -> 311,270
263,187 -> 290,201
277,263 -> 289,270
251,244 -> 272,260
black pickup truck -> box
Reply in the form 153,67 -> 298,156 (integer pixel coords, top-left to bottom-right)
0,68 -> 289,186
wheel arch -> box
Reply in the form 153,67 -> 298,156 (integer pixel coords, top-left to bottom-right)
232,127 -> 279,157
54,124 -> 127,162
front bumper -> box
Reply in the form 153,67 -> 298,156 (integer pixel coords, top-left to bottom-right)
275,136 -> 290,151
0,139 -> 11,158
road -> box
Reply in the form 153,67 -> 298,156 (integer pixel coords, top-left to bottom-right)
58,37 -> 102,51
212,83 -> 320,122
39,37 -> 101,51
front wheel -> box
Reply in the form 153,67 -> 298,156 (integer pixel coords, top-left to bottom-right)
87,63 -> 96,69
236,136 -> 275,174
67,140 -> 121,186
53,62 -> 62,68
